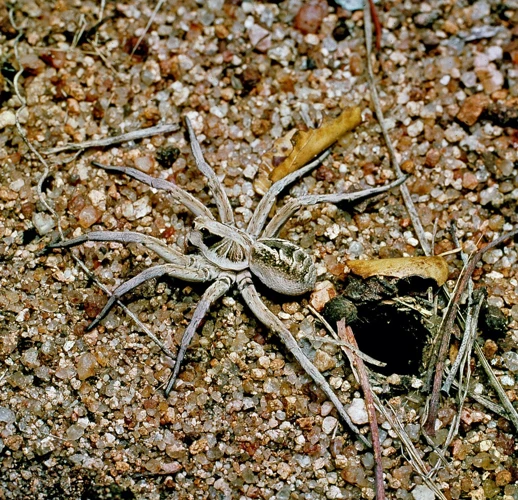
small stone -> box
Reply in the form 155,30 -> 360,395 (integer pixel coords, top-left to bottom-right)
471,1 -> 490,21
473,451 -> 498,470
500,375 -> 515,387
401,160 -> 415,174
78,205 -> 102,228
161,462 -> 182,474
495,470 -> 512,487
480,186 -> 504,207
407,120 -> 424,137
76,352 -> 99,380
0,407 -> 16,424
87,189 -> 106,209
310,280 -> 336,312
9,179 -> 24,192
0,110 -> 16,130
502,351 -> 518,373
348,241 -> 364,257
65,424 -> 85,441
294,2 -> 326,34
248,24 -> 271,52
32,212 -> 55,235
251,368 -> 266,380
55,364 -> 77,380
257,356 -> 271,369
461,71 -> 477,88
412,485 -> 435,500
424,149 -> 440,168
328,486 -> 344,499
133,197 -> 152,219
189,438 -> 208,455
462,172 -> 478,190
413,10 -> 440,27
482,339 -> 498,359
457,94 -> 489,126
134,155 -> 155,174
20,53 -> 46,74
322,416 -> 338,434
264,377 -> 281,393
392,465 -> 413,489
476,64 -> 504,94
242,466 -> 257,484
444,123 -> 466,143
346,398 -> 368,425
313,350 -> 336,372
22,347 -> 40,368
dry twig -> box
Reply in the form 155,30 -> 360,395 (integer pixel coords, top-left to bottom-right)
474,343 -> 518,432
337,321 -> 385,500
442,289 -> 485,394
424,228 -> 518,434
44,124 -> 179,154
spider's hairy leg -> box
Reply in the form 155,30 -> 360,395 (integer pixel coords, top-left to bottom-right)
48,230 -> 191,266
184,117 -> 234,225
91,161 -> 213,220
247,150 -> 331,239
165,274 -> 235,396
264,175 -> 407,238
237,271 -> 371,448
88,261 -> 220,331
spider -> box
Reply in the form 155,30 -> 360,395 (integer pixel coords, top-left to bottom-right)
50,117 -> 404,445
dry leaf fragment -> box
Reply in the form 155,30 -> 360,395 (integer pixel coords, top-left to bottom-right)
346,256 -> 449,286
270,107 -> 362,183
253,107 -> 362,194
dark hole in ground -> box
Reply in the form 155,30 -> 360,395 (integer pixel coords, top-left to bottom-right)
351,302 -> 429,376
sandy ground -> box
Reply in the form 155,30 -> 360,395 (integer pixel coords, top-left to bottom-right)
0,0 -> 517,498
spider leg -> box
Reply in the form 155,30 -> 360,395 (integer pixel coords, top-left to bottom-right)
263,176 -> 406,238
88,261 -> 220,331
247,150 -> 330,238
165,274 -> 235,396
237,271 -> 371,448
91,161 -> 213,220
48,230 -> 191,265
184,117 -> 234,225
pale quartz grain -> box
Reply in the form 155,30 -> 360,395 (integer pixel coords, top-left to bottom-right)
346,398 -> 368,425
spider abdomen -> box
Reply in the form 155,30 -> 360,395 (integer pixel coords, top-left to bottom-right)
249,238 -> 316,296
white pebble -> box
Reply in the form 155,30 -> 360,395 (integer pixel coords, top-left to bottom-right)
133,197 -> 151,219
0,407 -> 16,424
444,123 -> 466,143
9,179 -> 24,192
487,46 -> 503,61
322,416 -> 338,434
412,485 -> 435,500
407,120 -> 424,137
32,212 -> 55,235
0,110 -> 15,130
346,398 -> 368,425
500,375 -> 515,387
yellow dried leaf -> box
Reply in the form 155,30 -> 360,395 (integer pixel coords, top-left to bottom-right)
346,256 -> 449,286
253,107 -> 362,195
270,107 -> 362,183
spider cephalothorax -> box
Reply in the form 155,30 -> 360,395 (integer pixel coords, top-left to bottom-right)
51,117 -> 404,444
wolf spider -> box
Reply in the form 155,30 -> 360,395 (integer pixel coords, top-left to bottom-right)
51,117 -> 404,444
